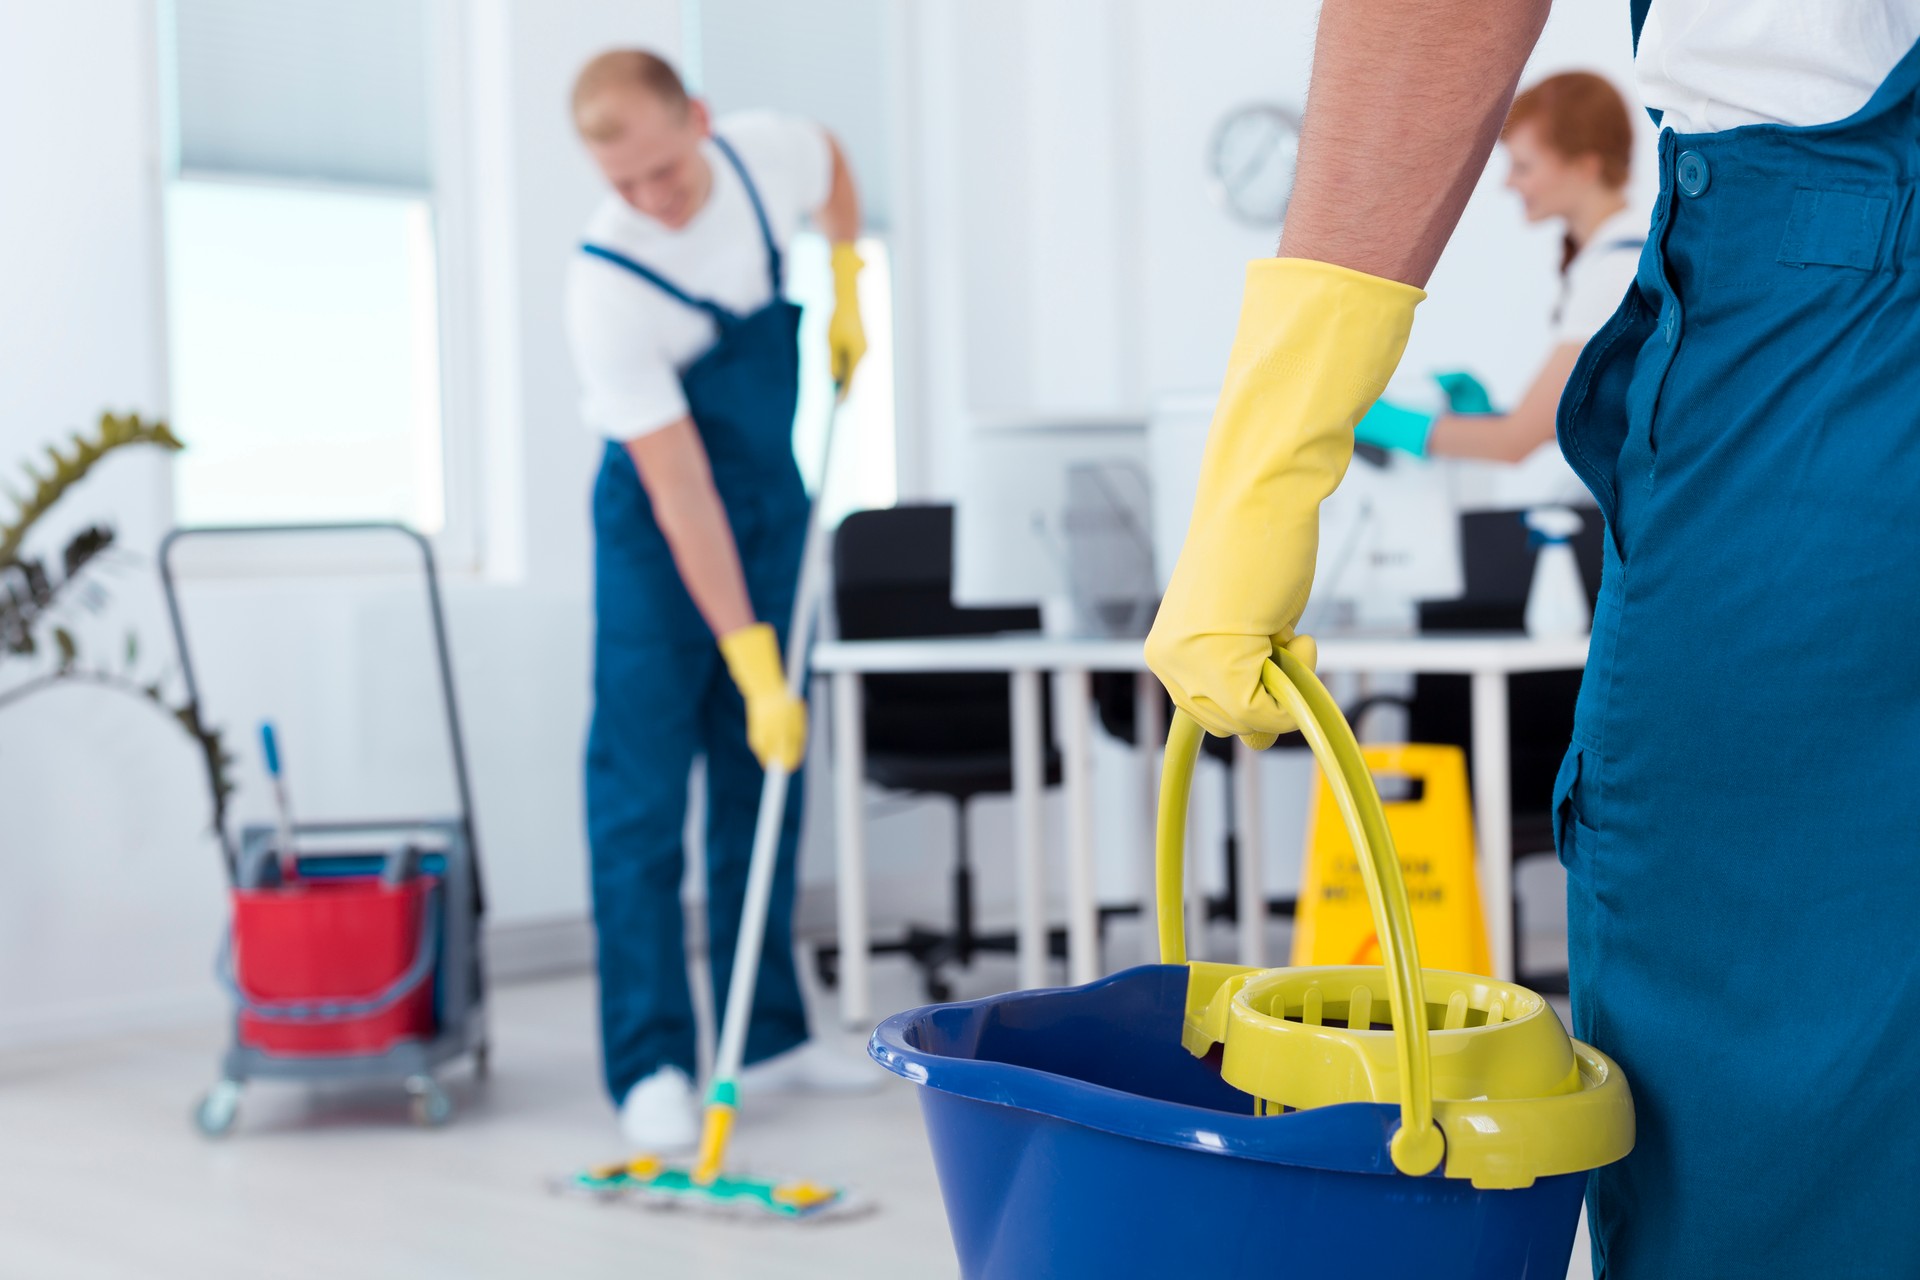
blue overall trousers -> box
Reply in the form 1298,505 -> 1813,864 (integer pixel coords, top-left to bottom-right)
582,137 -> 810,1104
1557,14 -> 1920,1274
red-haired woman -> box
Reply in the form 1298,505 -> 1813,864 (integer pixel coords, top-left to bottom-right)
1356,72 -> 1644,482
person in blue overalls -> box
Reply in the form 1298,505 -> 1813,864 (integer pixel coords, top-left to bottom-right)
1147,3 -> 1920,1275
565,49 -> 875,1151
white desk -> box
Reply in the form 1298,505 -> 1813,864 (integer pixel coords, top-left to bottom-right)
812,631 -> 1589,1026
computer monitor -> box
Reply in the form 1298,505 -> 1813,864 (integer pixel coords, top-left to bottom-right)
950,417 -> 1155,635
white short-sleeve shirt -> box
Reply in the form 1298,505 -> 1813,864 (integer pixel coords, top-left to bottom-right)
1496,207 -> 1648,507
566,111 -> 832,442
1636,1 -> 1920,134
1549,207 -> 1647,348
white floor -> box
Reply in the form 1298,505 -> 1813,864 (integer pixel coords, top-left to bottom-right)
0,925 -> 1592,1280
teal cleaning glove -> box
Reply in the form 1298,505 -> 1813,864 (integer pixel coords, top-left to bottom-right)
1433,370 -> 1494,414
1354,399 -> 1435,457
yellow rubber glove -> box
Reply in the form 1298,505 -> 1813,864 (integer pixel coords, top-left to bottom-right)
1145,258 -> 1425,747
718,622 -> 807,771
828,242 -> 867,392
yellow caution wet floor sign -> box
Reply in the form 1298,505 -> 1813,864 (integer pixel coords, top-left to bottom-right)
1291,743 -> 1492,974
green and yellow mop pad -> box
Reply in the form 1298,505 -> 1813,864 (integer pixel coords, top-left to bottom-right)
556,1083 -> 865,1221
568,1157 -> 842,1218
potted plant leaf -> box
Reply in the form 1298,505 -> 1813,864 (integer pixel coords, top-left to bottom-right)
0,412 -> 233,830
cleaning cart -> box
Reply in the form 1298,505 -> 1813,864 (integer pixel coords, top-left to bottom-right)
160,523 -> 488,1136
872,650 -> 1634,1278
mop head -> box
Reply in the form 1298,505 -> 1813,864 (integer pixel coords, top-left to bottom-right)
557,1156 -> 867,1222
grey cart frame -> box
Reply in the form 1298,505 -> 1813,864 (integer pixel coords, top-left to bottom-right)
158,523 -> 488,1136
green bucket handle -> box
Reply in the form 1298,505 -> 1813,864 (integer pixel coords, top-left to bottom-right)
1156,648 -> 1446,1177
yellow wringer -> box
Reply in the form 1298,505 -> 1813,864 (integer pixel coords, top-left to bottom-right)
1158,648 -> 1633,1190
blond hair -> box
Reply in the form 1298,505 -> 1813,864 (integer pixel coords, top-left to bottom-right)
571,50 -> 688,141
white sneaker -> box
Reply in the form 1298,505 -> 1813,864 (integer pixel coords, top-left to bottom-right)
619,1066 -> 699,1152
736,1040 -> 881,1097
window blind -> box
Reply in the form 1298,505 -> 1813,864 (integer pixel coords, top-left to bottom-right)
171,0 -> 433,189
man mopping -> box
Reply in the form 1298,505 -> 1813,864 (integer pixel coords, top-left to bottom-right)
566,49 -> 874,1153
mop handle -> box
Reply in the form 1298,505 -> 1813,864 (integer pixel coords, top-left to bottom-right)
707,389 -> 846,1104
1155,648 -> 1442,1177
260,721 -> 297,879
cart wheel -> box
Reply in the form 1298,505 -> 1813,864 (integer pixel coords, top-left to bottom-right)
194,1079 -> 242,1138
407,1076 -> 453,1128
472,1042 -> 491,1080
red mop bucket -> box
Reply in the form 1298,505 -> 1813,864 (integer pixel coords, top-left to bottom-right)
228,874 -> 440,1057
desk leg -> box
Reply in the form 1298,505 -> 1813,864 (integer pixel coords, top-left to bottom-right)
1470,670 -> 1515,981
1232,737 -> 1267,967
1059,668 -> 1099,984
1010,669 -> 1048,990
831,673 -> 871,1027
1133,673 -> 1164,966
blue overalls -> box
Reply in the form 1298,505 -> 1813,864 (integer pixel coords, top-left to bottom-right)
582,136 -> 810,1105
1556,12 -> 1920,1274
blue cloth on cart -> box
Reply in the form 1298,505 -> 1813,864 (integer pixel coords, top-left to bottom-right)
583,136 -> 810,1101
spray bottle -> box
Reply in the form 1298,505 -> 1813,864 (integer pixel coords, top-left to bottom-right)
1523,507 -> 1590,639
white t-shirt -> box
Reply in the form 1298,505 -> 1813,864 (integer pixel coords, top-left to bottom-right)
1549,207 -> 1646,347
1495,206 -> 1647,507
1637,1 -> 1920,134
566,111 -> 832,441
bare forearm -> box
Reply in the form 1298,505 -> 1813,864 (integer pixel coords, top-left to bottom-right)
1426,341 -> 1581,462
626,422 -> 755,637
818,133 -> 860,243
1279,0 -> 1550,286
1426,413 -> 1541,463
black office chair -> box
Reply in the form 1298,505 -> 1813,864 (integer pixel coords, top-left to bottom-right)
1349,506 -> 1605,991
814,504 -> 1068,1003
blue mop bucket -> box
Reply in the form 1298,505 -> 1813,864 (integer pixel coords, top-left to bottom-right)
871,651 -> 1630,1279
871,967 -> 1585,1278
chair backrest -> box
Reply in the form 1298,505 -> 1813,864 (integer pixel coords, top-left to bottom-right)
1411,506 -> 1604,819
1419,507 -> 1604,632
833,505 -> 1043,757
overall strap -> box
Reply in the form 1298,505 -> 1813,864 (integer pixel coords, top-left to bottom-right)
579,243 -> 740,327
1828,33 -> 1920,129
712,134 -> 783,293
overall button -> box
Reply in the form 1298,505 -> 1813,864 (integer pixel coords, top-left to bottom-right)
1676,151 -> 1710,197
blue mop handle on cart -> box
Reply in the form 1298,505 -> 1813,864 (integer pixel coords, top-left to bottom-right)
260,722 -> 297,882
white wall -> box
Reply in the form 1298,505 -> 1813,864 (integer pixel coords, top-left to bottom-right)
1,0 -> 1659,1043
0,0 -> 213,1042
891,0 -> 1658,910
0,0 -> 689,1046
899,0 -> 1656,442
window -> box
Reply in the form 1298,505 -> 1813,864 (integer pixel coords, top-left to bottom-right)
160,0 -> 456,541
165,181 -> 446,531
787,232 -> 898,523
